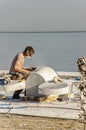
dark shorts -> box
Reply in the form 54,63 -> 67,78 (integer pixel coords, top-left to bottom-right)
9,71 -> 27,78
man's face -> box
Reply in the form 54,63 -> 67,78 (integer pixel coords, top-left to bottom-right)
26,50 -> 34,57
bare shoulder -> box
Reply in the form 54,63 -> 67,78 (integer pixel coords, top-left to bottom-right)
18,53 -> 24,58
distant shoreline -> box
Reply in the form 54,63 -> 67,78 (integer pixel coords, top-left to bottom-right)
0,31 -> 86,33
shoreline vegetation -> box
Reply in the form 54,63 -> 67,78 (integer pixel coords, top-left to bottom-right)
0,31 -> 86,33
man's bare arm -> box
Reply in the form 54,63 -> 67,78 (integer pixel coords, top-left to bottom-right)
14,54 -> 30,75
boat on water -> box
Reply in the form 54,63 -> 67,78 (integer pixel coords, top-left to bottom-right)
0,66 -> 85,120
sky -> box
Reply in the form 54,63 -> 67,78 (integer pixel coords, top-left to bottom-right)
0,0 -> 86,32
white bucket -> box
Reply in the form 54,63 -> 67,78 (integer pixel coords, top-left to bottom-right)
26,66 -> 58,97
38,82 -> 69,96
3,80 -> 25,92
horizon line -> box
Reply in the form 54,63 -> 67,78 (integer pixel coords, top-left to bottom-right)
0,31 -> 86,33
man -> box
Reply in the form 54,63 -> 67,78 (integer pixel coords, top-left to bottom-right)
10,46 -> 36,79
10,46 -> 36,99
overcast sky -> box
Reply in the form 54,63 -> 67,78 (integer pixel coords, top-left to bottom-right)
0,0 -> 86,32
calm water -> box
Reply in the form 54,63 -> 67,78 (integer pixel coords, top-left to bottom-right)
0,32 -> 86,71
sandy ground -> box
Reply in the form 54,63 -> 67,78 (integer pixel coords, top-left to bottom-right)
0,114 -> 84,130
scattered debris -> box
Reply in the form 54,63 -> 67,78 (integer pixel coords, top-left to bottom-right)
1,95 -> 6,100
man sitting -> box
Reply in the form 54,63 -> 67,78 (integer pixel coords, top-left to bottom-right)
9,46 -> 36,99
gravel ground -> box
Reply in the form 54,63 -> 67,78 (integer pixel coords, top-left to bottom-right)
0,114 -> 84,130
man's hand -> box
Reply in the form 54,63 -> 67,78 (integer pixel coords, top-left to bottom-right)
27,67 -> 36,71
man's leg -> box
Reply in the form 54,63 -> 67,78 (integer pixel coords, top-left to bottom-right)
12,89 -> 23,99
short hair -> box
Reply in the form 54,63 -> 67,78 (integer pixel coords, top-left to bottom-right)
24,46 -> 35,53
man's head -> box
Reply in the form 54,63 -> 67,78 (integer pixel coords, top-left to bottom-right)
23,46 -> 35,57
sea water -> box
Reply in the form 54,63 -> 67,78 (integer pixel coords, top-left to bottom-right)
0,32 -> 86,71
